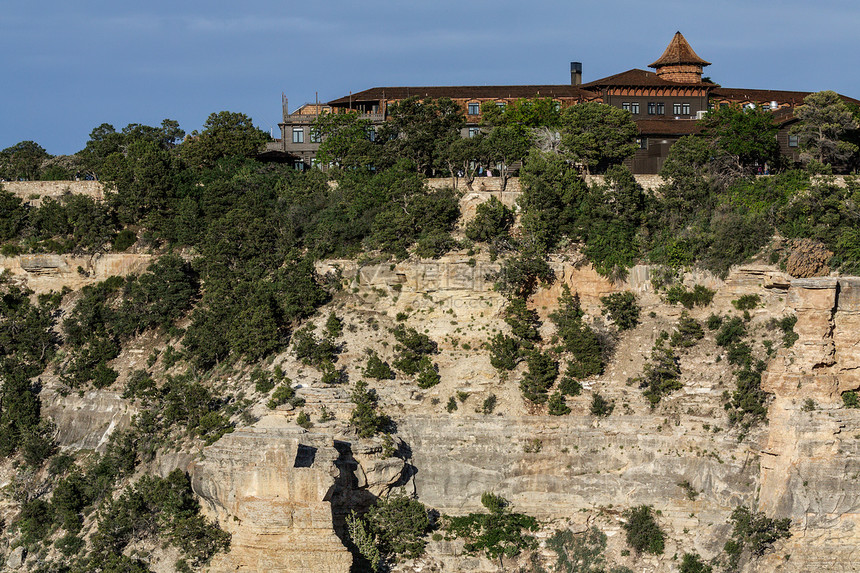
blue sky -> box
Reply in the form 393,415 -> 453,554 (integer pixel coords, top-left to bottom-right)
2,0 -> 859,155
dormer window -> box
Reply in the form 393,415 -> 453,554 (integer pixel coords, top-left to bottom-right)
468,102 -> 480,115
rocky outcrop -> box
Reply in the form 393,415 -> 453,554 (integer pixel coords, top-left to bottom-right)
756,278 -> 860,571
41,387 -> 135,451
190,416 -> 353,572
0,253 -> 152,294
785,239 -> 833,278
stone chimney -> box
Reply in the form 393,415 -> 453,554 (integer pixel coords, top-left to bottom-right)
570,62 -> 582,86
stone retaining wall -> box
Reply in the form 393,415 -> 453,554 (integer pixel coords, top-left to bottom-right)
1,180 -> 104,205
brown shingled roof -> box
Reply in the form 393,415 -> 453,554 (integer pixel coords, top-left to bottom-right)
635,119 -> 703,136
710,87 -> 811,106
327,85 -> 598,105
579,69 -> 714,89
712,87 -> 860,108
649,32 -> 711,68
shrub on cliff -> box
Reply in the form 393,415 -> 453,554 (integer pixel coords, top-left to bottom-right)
291,325 -> 339,368
723,505 -> 790,570
551,285 -> 605,379
622,505 -> 665,555
465,196 -> 515,242
493,242 -> 555,300
519,350 -> 559,404
600,291 -> 640,331
445,493 -> 538,569
350,381 -> 391,438
364,350 -> 395,380
637,337 -> 682,407
670,312 -> 704,349
488,333 -> 521,371
680,552 -> 713,573
365,493 -> 430,560
391,325 -> 437,375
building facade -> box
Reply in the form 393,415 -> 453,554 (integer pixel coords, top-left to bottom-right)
266,32 -> 857,173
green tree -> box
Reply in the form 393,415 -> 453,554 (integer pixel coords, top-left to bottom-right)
0,140 -> 51,180
547,391 -> 571,416
350,380 -> 390,438
680,552 -> 713,573
560,102 -> 637,174
103,139 -> 178,227
723,506 -> 791,570
378,97 -> 465,175
365,493 -> 430,560
600,292 -> 640,331
0,187 -> 27,242
622,505 -> 665,555
445,493 -> 539,569
791,90 -> 860,169
313,111 -> 379,170
121,119 -> 185,150
518,150 -> 586,249
483,124 -> 532,190
440,133 -> 487,189
551,286 -> 604,379
464,196 -> 514,242
494,243 -> 555,300
699,105 -> 780,172
480,97 -> 563,129
182,111 -> 269,168
78,123 -> 126,180
520,350 -> 559,404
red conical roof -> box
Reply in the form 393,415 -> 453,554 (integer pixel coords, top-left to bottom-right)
649,32 -> 711,68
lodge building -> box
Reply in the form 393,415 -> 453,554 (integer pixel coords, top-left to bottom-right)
265,32 -> 857,174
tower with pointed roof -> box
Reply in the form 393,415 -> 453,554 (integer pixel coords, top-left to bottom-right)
648,31 -> 711,84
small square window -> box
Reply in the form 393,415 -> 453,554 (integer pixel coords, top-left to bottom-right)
636,138 -> 647,150
630,103 -> 639,114
789,135 -> 799,148
310,128 -> 321,143
673,103 -> 682,115
496,101 -> 506,109
622,102 -> 631,111
292,128 -> 304,144
468,102 -> 480,115
682,103 -> 690,115
468,127 -> 481,138
655,103 -> 664,115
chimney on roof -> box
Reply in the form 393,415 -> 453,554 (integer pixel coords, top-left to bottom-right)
571,62 -> 582,86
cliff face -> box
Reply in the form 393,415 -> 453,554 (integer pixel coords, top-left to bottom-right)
12,249 -> 860,571
755,278 -> 860,572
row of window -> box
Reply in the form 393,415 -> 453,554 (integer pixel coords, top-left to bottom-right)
622,102 -> 691,116
468,101 -> 509,115
292,127 -> 320,144
291,127 -> 375,144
